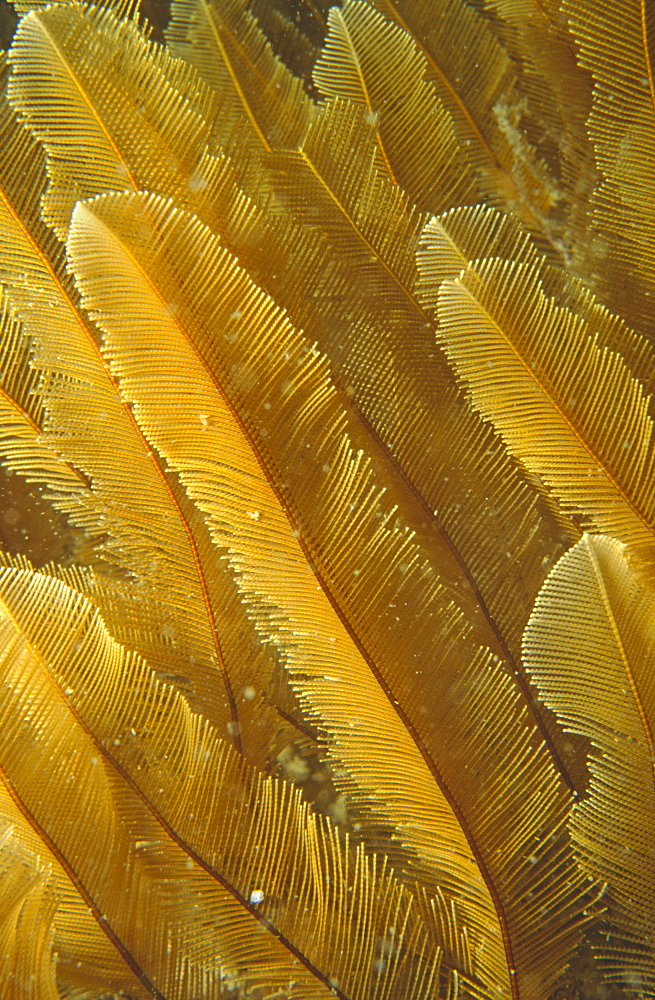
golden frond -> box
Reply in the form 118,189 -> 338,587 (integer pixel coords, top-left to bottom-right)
263,99 -> 580,783
66,187 -> 508,996
247,0 -> 321,85
7,2 -> 215,237
0,0 -> 653,996
523,534 -> 655,986
418,210 -> 655,562
166,0 -> 313,152
0,291 -> 90,567
65,184 -> 604,996
0,821 -> 60,1000
0,44 -> 291,758
367,0 -> 569,247
562,0 -> 655,342
0,557 -> 463,999
481,0 -> 596,256
313,0 -> 477,212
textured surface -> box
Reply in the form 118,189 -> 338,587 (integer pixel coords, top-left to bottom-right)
0,1 -> 653,998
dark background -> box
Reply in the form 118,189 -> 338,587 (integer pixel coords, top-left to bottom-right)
0,0 -> 172,45
0,0 -> 336,50
0,0 -> 17,47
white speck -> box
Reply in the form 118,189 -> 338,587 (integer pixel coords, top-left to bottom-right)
187,171 -> 208,193
243,685 -> 256,701
246,510 -> 260,520
229,310 -> 242,321
250,888 -> 265,904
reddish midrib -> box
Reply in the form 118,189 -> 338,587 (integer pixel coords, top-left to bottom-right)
288,149 -> 581,798
0,763 -> 166,1000
0,599 -> 355,1000
5,20 -> 244,752
119,222 -> 522,1000
0,185 -> 243,756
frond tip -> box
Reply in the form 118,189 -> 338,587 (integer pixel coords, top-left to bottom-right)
523,534 -> 655,988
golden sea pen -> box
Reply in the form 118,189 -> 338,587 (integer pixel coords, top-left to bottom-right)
0,0 -> 653,998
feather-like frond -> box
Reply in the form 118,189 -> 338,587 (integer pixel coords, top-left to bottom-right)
263,100 -> 581,786
166,0 -> 313,152
0,0 -> 653,995
0,686 -> 148,998
0,821 -> 60,1000
65,183 -> 603,995
523,534 -> 655,987
366,0 -> 568,248
66,188 -> 509,996
0,557 -> 463,999
313,0 -> 477,212
481,0 -> 596,260
562,0 -> 655,342
0,43 -> 291,757
7,2 -> 215,237
0,291 -> 85,506
418,211 -> 655,561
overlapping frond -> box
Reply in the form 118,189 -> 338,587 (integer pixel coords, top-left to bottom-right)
0,43 -> 292,759
0,573 -> 318,998
66,184 -> 604,996
7,1 -> 215,237
66,188 -> 509,997
0,765 -> 150,999
0,0 -> 653,996
0,821 -> 60,1000
263,101 -> 582,793
366,0 -> 570,249
523,534 -> 655,988
562,0 -> 655,342
166,0 -> 313,152
313,0 -> 477,212
418,210 -> 655,562
482,0 -> 596,255
248,0 -> 321,85
0,291 -> 84,504
0,555 -> 468,999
